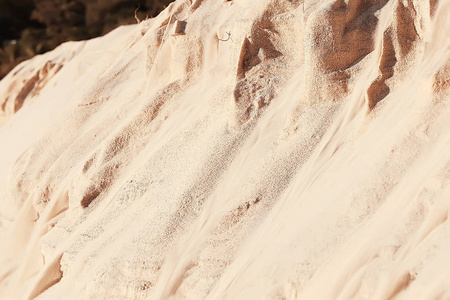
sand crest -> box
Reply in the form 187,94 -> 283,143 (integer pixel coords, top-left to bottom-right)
0,0 -> 449,299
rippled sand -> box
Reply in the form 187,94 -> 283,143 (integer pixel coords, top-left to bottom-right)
0,0 -> 449,299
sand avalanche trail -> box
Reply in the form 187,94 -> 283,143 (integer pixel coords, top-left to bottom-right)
0,0 -> 449,299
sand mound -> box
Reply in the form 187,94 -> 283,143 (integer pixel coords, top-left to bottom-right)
0,0 -> 449,299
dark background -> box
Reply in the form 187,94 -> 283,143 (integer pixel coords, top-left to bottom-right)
0,0 -> 173,79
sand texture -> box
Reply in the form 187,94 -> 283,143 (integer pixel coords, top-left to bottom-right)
0,0 -> 450,299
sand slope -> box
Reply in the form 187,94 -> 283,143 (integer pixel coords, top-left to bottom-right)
0,0 -> 449,299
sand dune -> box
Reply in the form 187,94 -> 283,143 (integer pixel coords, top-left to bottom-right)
0,0 -> 449,299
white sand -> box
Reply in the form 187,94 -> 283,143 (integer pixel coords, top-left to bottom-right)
0,0 -> 449,299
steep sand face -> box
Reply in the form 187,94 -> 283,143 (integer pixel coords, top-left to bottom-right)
0,0 -> 449,299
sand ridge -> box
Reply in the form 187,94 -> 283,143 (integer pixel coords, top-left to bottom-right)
0,0 -> 449,299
